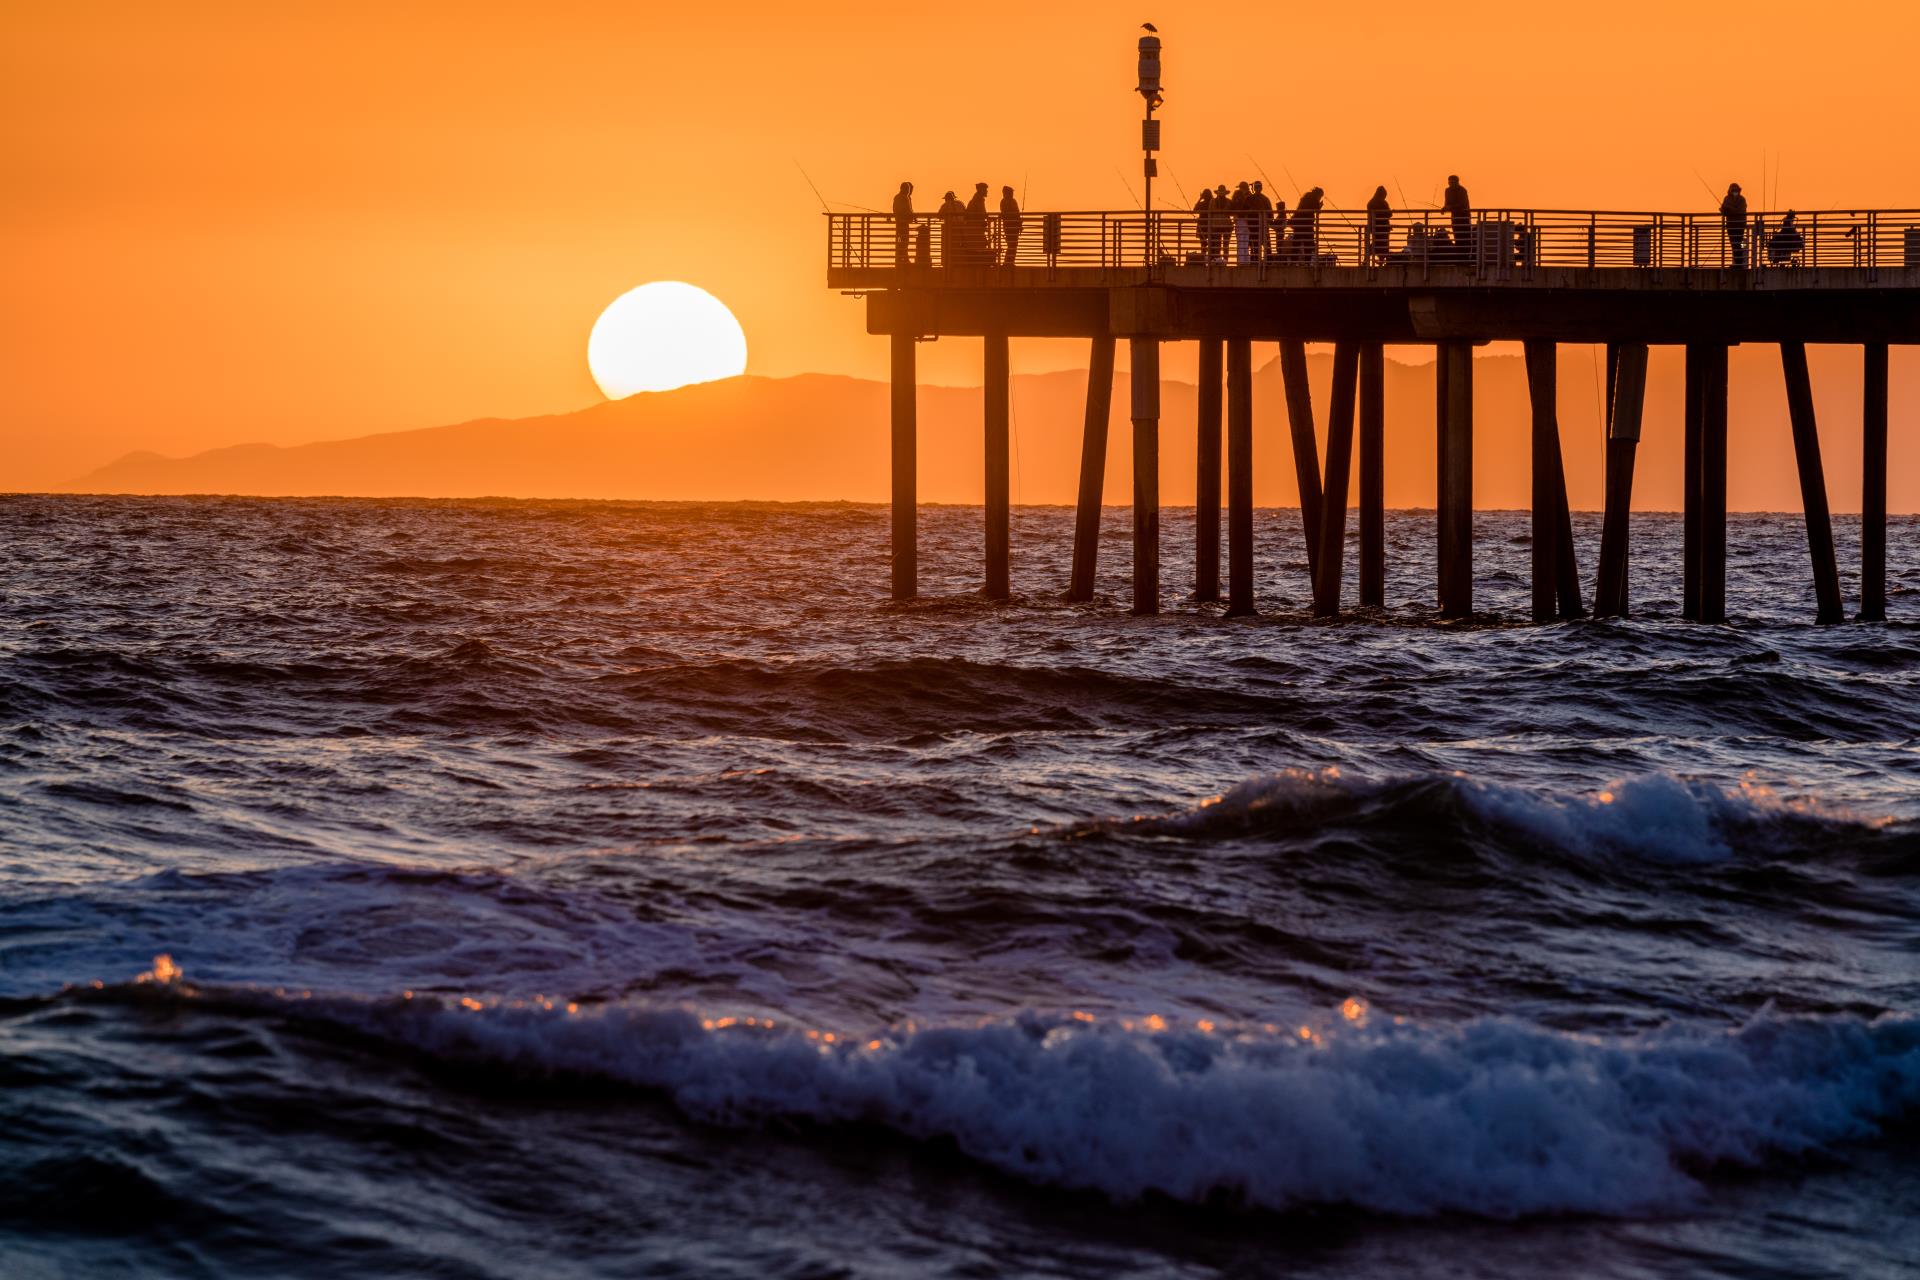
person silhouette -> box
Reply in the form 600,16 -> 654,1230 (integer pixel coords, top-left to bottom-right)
1250,180 -> 1274,261
965,182 -> 990,266
937,189 -> 966,267
1443,175 -> 1471,260
1768,210 -> 1805,265
892,181 -> 915,267
1230,181 -> 1254,264
1192,187 -> 1214,262
1290,187 -> 1323,264
999,186 -> 1023,266
1366,185 -> 1392,264
1211,184 -> 1231,262
1721,182 -> 1749,268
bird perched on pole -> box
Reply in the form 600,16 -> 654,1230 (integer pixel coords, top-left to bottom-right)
1142,22 -> 1157,32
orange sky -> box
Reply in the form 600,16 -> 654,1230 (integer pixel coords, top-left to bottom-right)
6,1 -> 1919,491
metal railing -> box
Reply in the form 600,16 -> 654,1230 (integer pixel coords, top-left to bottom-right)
828,208 -> 1920,277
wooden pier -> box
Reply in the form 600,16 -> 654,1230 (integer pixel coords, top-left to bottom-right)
830,206 -> 1919,621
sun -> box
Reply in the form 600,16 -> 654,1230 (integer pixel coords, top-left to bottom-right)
587,281 -> 747,398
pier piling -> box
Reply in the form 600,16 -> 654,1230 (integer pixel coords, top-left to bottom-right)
1862,342 -> 1889,622
1683,345 -> 1706,621
1700,344 -> 1729,623
1593,342 -> 1648,618
1314,343 -> 1361,617
1436,340 -> 1474,618
1279,340 -> 1323,585
1195,338 -> 1223,603
1227,338 -> 1255,616
1359,342 -> 1385,608
983,333 -> 1010,599
1066,336 -> 1115,602
1131,338 -> 1160,615
890,332 -> 916,601
1780,342 -> 1845,624
1524,340 -> 1567,622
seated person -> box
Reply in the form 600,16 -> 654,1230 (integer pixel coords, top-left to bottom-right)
1767,212 -> 1805,265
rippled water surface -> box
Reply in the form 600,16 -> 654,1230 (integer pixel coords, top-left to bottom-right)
2,494 -> 1917,1279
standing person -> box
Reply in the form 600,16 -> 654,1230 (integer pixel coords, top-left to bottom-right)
998,186 -> 1023,265
1250,180 -> 1274,261
1191,187 -> 1214,262
964,183 -> 990,266
892,181 -> 915,267
1291,187 -> 1323,264
1212,184 -> 1232,263
1230,181 -> 1254,265
937,189 -> 966,267
1270,197 -> 1289,262
1721,182 -> 1749,268
1443,175 -> 1471,260
1366,185 -> 1392,264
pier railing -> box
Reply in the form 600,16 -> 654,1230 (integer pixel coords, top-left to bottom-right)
829,207 -> 1920,277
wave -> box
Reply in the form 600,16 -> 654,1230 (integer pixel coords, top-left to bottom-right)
1120,766 -> 1900,868
68,976 -> 1920,1219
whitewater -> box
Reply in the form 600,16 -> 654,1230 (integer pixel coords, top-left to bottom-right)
2,494 -> 1916,1278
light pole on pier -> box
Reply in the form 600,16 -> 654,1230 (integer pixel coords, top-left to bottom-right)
1137,26 -> 1163,261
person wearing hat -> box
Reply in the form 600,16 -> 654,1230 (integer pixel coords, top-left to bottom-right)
999,185 -> 1024,266
1211,184 -> 1231,264
1721,181 -> 1749,268
937,189 -> 967,267
964,182 -> 991,266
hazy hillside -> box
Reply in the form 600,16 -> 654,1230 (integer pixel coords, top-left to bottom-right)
66,346 -> 1916,511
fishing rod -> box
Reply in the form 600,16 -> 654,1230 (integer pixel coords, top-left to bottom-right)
1114,167 -> 1144,210
793,158 -> 832,213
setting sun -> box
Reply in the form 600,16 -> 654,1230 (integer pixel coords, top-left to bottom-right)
587,282 -> 748,400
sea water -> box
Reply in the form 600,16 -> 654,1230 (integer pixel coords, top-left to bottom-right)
1,495 -> 1916,1278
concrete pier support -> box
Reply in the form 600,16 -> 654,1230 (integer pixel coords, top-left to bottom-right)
1313,343 -> 1361,617
1435,340 -> 1474,618
1780,342 -> 1845,624
1195,338 -> 1223,603
1593,342 -> 1648,618
1130,338 -> 1160,615
1066,336 -> 1116,602
1279,340 -> 1323,584
890,332 -> 917,601
1227,338 -> 1255,617
1359,342 -> 1385,608
1700,344 -> 1729,624
983,333 -> 1010,599
1524,340 -> 1576,622
1682,345 -> 1706,621
1862,342 -> 1889,622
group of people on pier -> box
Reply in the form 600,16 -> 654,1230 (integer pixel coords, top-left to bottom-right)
892,181 -> 1023,267
889,173 -> 1804,269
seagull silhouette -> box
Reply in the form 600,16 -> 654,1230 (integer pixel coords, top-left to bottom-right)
1142,22 -> 1157,32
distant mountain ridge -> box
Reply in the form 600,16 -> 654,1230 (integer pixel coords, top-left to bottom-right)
63,349 -> 1915,512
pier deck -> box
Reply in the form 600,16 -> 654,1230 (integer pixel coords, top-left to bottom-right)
828,209 -> 1916,623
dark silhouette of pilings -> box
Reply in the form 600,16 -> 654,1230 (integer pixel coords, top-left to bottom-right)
1524,340 -> 1582,622
891,332 -> 916,601
1226,338 -> 1255,616
1435,340 -> 1474,618
1194,338 -> 1222,602
1593,342 -> 1649,618
1358,343 -> 1385,608
1780,342 -> 1845,624
1066,336 -> 1115,602
984,333 -> 1010,599
1313,343 -> 1361,617
1131,338 -> 1160,614
1279,340 -> 1322,587
1863,342 -> 1889,622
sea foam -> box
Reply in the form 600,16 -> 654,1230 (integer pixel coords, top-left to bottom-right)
114,980 -> 1920,1219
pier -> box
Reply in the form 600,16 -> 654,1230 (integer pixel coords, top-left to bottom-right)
830,206 -> 1919,622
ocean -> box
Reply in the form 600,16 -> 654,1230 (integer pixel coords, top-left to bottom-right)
1,493 -> 1916,1279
